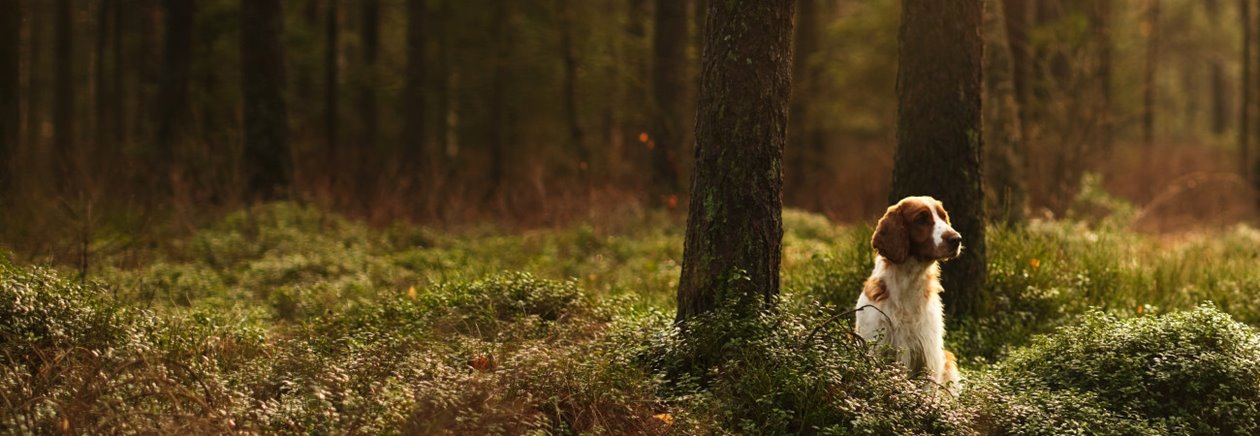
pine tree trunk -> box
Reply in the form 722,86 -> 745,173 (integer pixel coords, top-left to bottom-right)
1142,0 -> 1159,148
1242,0 -> 1251,180
787,0 -> 823,211
241,0 -> 291,200
676,0 -> 795,322
24,0 -> 42,155
1095,0 -> 1114,152
95,0 -> 113,154
984,0 -> 1026,225
53,0 -> 73,182
358,0 -> 379,192
155,0 -> 194,177
559,0 -> 586,174
649,0 -> 686,206
404,0 -> 426,174
0,0 -> 17,195
890,0 -> 986,318
1002,0 -> 1031,134
325,0 -> 339,178
487,0 -> 508,202
1205,0 -> 1227,136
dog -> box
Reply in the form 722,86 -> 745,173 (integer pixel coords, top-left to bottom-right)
854,196 -> 962,393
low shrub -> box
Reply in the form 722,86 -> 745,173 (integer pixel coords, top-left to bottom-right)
966,304 -> 1260,434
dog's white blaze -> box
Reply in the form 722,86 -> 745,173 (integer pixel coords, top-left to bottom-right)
930,203 -> 950,247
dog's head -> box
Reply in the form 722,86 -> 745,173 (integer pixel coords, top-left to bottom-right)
871,196 -> 962,264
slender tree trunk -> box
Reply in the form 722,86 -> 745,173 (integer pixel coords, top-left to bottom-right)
241,0 -> 291,200
111,0 -> 123,147
325,0 -> 339,180
676,0 -> 795,322
358,0 -> 379,190
95,0 -> 112,154
890,0 -> 986,318
1095,0 -> 1114,152
53,0 -> 74,183
1243,0 -> 1252,180
1142,0 -> 1159,148
649,0 -> 686,206
24,0 -> 42,155
623,0 -> 649,183
1003,0 -> 1031,138
487,0 -> 508,202
155,0 -> 194,178
559,0 -> 586,175
404,0 -> 426,175
984,0 -> 1026,225
1205,0 -> 1228,136
0,0 -> 17,196
788,0 -> 823,211
136,0 -> 160,144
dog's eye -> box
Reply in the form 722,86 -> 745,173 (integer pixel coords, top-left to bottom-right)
917,214 -> 931,224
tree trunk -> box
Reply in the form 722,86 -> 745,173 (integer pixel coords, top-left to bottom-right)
649,0 -> 685,206
404,0 -> 425,173
1142,0 -> 1159,148
890,0 -> 986,318
95,0 -> 113,154
984,0 -> 1026,225
1243,0 -> 1251,180
0,0 -> 17,196
155,0 -> 194,177
325,0 -> 339,178
1206,0 -> 1228,136
676,0 -> 795,322
1002,0 -> 1031,137
559,0 -> 586,175
487,0 -> 509,202
53,0 -> 73,181
788,0 -> 824,211
24,0 -> 43,155
1095,0 -> 1114,152
241,0 -> 291,200
358,0 -> 379,190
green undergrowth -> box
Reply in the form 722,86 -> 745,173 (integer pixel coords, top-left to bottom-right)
2,201 -> 1260,433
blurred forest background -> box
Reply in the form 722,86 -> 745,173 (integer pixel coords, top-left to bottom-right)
1,0 -> 1259,263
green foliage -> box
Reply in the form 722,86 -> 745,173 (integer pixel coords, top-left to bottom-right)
966,305 -> 1260,434
651,296 -> 974,434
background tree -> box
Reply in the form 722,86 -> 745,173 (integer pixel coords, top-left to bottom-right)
0,0 -> 16,197
984,0 -> 1027,224
325,0 -> 339,184
676,0 -> 795,322
53,0 -> 73,184
559,0 -> 586,179
787,0 -> 825,211
889,0 -> 986,318
155,0 -> 194,181
649,0 -> 685,206
1242,0 -> 1252,182
1142,0 -> 1160,148
241,0 -> 291,200
404,0 -> 425,178
358,0 -> 379,197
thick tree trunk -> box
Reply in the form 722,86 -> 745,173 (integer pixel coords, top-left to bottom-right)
241,0 -> 291,199
984,0 -> 1026,225
649,0 -> 685,206
0,0 -> 17,195
676,0 -> 795,322
890,0 -> 986,318
404,0 -> 425,172
155,0 -> 194,176
787,0 -> 824,211
53,0 -> 73,180
1142,0 -> 1159,148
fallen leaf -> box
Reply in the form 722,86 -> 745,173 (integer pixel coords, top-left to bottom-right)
653,413 -> 674,426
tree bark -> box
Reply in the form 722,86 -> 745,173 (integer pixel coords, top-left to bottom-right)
404,0 -> 425,172
487,0 -> 508,202
0,0 -> 17,195
1206,0 -> 1228,136
649,0 -> 685,206
787,0 -> 824,211
676,0 -> 795,322
1243,0 -> 1251,180
155,0 -> 194,176
241,0 -> 292,199
1095,0 -> 1114,151
984,0 -> 1026,225
890,0 -> 986,318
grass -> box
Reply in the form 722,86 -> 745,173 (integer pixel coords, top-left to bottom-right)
2,200 -> 1260,433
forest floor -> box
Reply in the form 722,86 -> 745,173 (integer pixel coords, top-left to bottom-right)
4,193 -> 1260,433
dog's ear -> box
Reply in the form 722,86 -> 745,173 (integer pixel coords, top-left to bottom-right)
872,204 -> 909,263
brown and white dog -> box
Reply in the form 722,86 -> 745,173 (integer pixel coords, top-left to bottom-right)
854,196 -> 962,393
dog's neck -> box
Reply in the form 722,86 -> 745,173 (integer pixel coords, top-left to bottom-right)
873,256 -> 941,306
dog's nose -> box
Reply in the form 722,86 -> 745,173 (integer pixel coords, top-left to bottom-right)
945,233 -> 962,248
